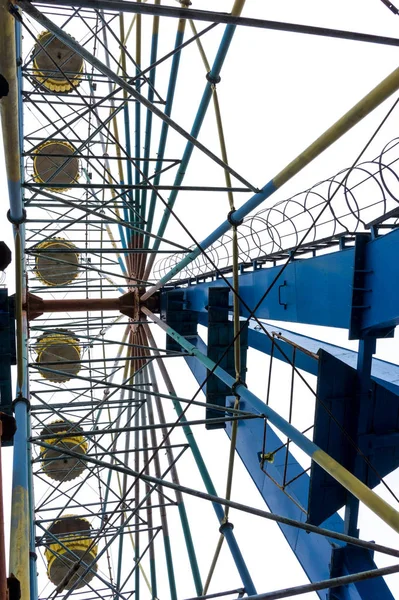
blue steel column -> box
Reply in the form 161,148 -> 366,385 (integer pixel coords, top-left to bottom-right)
0,2 -> 35,598
241,318 -> 399,396
15,15 -> 38,599
144,15 -> 187,247
145,0 -> 247,274
344,337 -> 376,537
180,328 -> 398,600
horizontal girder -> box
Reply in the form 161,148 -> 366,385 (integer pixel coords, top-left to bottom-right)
184,229 -> 399,338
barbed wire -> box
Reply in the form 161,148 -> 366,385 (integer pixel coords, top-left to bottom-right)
154,136 -> 399,280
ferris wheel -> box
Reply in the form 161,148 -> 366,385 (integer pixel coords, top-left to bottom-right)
2,2 -> 399,600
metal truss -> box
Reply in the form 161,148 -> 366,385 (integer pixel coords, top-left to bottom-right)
2,2 -> 399,600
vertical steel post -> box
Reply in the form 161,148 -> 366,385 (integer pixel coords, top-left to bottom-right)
10,398 -> 30,600
134,375 -> 141,600
146,361 -> 203,595
344,337 -> 376,537
0,0 -> 23,225
135,5 -> 141,218
15,15 -> 38,598
100,16 -> 128,251
140,0 -> 160,223
0,2 -> 33,597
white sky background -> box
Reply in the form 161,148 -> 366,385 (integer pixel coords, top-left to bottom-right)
1,0 -> 399,599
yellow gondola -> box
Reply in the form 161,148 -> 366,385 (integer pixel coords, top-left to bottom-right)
40,420 -> 88,482
35,238 -> 79,286
32,30 -> 84,93
33,140 -> 79,192
36,331 -> 81,383
45,516 -> 98,590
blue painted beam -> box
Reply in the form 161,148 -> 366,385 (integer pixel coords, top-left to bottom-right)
197,310 -> 399,397
243,318 -> 399,396
182,334 -> 393,600
185,249 -> 354,327
329,546 -> 395,600
362,229 -> 399,333
225,408 -> 394,600
183,228 -> 399,337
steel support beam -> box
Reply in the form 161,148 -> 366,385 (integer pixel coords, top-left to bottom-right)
30,0 -> 399,48
180,334 -> 392,600
36,440 -> 399,559
0,0 -> 23,225
0,421 -> 8,600
32,414 -> 258,442
197,315 -> 399,396
242,564 -> 399,600
142,306 -> 399,534
181,330 -> 395,600
182,340 -> 344,599
183,229 -> 399,337
143,324 -> 257,596
23,290 -> 151,320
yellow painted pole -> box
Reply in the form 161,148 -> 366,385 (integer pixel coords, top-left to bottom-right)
314,449 -> 399,532
231,0 -> 246,17
0,0 -> 22,222
273,67 -> 399,188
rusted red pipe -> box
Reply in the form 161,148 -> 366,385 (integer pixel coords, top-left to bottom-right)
24,290 -> 141,320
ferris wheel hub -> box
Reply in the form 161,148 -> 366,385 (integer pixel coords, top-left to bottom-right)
24,288 -> 160,320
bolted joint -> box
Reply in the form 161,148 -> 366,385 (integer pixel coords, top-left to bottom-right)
219,521 -> 234,534
7,208 -> 26,226
227,209 -> 243,227
206,71 -> 221,85
259,451 -> 275,465
231,378 -> 247,398
8,3 -> 22,20
12,397 -> 31,412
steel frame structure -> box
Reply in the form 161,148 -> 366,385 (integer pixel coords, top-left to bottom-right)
1,2 -> 399,600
